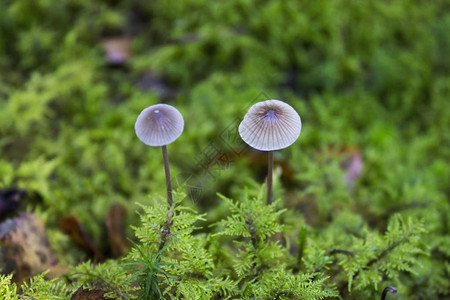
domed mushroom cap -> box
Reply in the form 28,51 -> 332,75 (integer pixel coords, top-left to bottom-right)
135,104 -> 184,146
239,99 -> 301,151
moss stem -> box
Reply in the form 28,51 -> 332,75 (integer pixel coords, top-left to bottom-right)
162,145 -> 173,206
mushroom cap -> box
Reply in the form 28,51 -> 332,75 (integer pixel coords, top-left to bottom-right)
239,99 -> 301,151
135,104 -> 184,146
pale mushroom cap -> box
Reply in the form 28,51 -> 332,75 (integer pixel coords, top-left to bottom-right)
239,99 -> 301,151
135,104 -> 184,146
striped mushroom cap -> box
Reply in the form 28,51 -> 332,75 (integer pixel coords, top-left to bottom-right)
239,100 -> 301,151
135,104 -> 184,146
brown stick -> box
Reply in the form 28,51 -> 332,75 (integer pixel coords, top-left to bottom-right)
162,145 -> 173,206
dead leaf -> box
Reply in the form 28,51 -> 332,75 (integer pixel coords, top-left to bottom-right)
59,215 -> 104,261
0,212 -> 60,283
101,38 -> 131,65
70,286 -> 116,300
339,147 -> 363,192
106,204 -> 129,258
318,146 -> 364,193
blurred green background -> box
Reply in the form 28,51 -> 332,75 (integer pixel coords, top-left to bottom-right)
0,0 -> 449,298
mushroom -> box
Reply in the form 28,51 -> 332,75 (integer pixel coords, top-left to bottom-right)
135,104 -> 184,206
239,99 -> 301,204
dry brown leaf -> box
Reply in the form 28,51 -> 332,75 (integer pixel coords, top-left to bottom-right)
70,286 -> 116,300
59,215 -> 104,261
101,37 -> 131,65
106,203 -> 129,258
340,147 -> 363,188
319,146 -> 364,192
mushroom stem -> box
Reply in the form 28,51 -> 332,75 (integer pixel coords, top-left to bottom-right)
267,151 -> 273,204
162,145 -> 173,206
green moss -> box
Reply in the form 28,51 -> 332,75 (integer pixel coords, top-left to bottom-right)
0,0 -> 449,298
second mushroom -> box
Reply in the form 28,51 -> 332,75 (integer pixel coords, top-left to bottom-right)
239,99 -> 301,204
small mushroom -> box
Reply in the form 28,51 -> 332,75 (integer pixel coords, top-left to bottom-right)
239,99 -> 301,204
135,104 -> 184,147
135,104 -> 184,206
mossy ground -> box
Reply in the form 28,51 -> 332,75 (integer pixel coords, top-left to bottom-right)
0,0 -> 449,299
